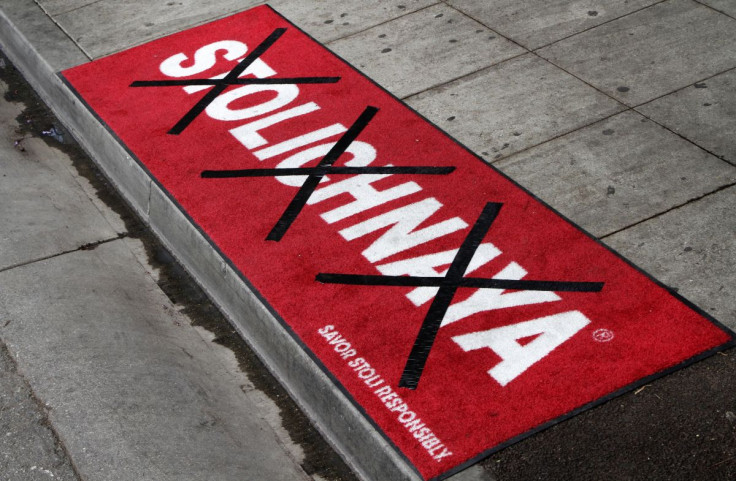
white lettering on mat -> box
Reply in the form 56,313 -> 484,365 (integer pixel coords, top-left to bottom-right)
318,325 -> 453,462
160,41 -> 595,388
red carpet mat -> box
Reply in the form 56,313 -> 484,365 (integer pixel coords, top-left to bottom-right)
61,6 -> 734,480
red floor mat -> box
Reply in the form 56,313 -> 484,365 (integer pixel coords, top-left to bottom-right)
61,6 -> 733,480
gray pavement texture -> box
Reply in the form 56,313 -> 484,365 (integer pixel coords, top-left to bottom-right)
0,56 -> 356,481
0,0 -> 734,480
0,340 -> 79,481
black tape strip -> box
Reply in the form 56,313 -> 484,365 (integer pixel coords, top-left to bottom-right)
201,165 -> 455,178
131,79 -> 226,87
266,106 -> 379,241
167,29 -> 287,135
227,28 -> 286,80
168,84 -> 227,135
131,77 -> 340,87
315,202 -> 604,389
399,202 -> 502,389
447,203 -> 503,279
267,174 -> 323,240
317,106 -> 379,167
130,28 -> 343,135
399,285 -> 458,389
315,273 -> 603,292
240,77 -> 341,84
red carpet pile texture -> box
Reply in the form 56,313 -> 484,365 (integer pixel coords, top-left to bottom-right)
62,6 -> 734,480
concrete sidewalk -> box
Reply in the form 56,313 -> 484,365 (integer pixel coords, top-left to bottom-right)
0,53 -> 358,481
0,0 -> 734,480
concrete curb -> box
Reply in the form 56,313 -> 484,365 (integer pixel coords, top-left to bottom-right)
0,2 -> 418,480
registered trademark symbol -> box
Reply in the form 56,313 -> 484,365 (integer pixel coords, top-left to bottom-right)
593,328 -> 614,342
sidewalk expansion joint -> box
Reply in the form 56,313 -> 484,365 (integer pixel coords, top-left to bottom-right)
633,65 -> 736,110
0,233 -> 127,275
599,182 -> 736,240
441,2 -> 530,52
400,51 -> 529,101
29,1 -> 93,61
693,0 -> 736,22
486,107 -> 630,165
33,0 -> 103,19
324,2 -> 443,46
530,0 -> 669,52
633,68 -> 736,169
530,51 -> 632,111
637,113 -> 736,169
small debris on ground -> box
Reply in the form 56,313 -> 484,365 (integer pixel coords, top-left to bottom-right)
41,126 -> 64,143
634,385 -> 651,395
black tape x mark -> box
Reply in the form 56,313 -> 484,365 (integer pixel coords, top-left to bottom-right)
130,28 -> 340,135
317,202 -> 604,389
201,106 -> 455,241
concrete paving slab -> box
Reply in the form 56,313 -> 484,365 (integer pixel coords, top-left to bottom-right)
329,4 -> 524,98
0,0 -> 88,72
495,110 -> 736,237
270,0 -> 439,43
447,0 -> 658,50
36,0 -> 100,16
406,53 -> 624,161
0,340 -> 79,481
700,0 -> 736,18
604,186 -> 736,328
0,81 -> 119,271
0,239 -> 312,481
0,1 -> 153,225
637,68 -> 736,166
52,0 -> 265,59
537,0 -> 736,106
